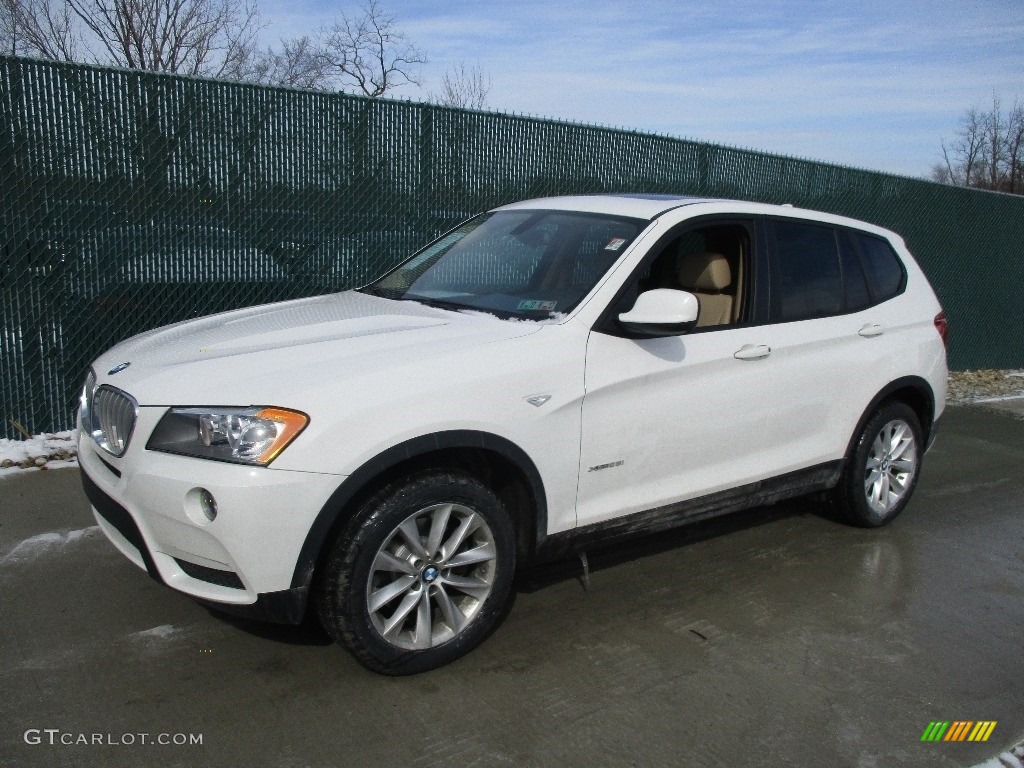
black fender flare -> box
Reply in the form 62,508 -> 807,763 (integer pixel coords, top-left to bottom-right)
289,430 -> 547,590
843,376 -> 938,462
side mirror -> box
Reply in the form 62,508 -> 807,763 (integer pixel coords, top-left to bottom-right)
617,289 -> 699,337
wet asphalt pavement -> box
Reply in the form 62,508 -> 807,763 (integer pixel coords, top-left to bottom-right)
1,405 -> 1022,768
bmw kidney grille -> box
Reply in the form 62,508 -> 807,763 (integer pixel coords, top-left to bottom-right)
81,374 -> 137,457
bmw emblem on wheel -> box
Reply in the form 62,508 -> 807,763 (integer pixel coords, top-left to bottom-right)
108,362 -> 131,375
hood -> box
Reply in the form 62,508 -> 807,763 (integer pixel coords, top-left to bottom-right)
91,291 -> 545,405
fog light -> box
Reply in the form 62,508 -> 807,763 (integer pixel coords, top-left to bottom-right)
199,489 -> 218,522
185,487 -> 218,525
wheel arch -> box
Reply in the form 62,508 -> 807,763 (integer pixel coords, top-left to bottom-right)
845,376 -> 937,460
290,430 -> 547,592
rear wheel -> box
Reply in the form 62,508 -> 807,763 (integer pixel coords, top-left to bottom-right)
831,402 -> 924,527
316,470 -> 515,674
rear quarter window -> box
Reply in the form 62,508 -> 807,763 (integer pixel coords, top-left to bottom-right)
855,233 -> 906,302
839,232 -> 872,312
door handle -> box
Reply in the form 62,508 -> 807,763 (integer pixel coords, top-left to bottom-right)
734,344 -> 771,360
858,323 -> 884,338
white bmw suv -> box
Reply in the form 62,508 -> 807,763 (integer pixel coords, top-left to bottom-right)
78,195 -> 948,674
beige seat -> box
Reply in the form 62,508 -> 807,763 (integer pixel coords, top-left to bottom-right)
677,252 -> 732,327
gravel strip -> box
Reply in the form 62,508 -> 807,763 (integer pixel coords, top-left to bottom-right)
947,369 -> 1024,404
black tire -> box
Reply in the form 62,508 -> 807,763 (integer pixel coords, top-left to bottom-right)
831,401 -> 924,528
316,470 -> 516,675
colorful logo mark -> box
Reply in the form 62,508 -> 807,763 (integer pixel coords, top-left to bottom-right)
921,721 -> 997,742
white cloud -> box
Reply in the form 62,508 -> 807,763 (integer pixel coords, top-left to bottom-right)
256,0 -> 1024,175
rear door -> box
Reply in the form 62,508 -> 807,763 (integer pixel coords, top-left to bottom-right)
763,219 -> 900,474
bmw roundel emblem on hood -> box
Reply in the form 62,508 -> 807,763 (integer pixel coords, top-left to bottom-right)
108,362 -> 131,375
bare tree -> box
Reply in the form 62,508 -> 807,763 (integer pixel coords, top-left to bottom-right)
1,0 -> 264,78
319,0 -> 425,97
1,0 -> 81,59
0,2 -> 9,53
2,0 -> 430,97
0,5 -> 8,54
251,36 -> 333,90
981,95 -> 1007,189
1002,102 -> 1024,194
935,107 -> 984,187
433,62 -> 491,110
935,95 -> 1024,194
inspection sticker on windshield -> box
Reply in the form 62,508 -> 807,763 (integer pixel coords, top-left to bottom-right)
604,237 -> 627,251
517,300 -> 557,311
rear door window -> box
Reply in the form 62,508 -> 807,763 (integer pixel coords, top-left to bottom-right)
770,221 -> 844,322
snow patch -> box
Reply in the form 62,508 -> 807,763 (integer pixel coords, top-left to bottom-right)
970,393 -> 1024,404
968,738 -> 1024,768
15,647 -> 84,672
457,308 -> 567,324
132,624 -> 182,641
0,527 -> 100,565
0,430 -> 78,477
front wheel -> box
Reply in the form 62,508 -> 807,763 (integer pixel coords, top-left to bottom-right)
831,402 -> 924,527
316,470 -> 516,674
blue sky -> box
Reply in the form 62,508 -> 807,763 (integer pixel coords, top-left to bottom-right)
256,0 -> 1024,177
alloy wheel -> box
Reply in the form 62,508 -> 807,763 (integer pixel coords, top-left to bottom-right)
366,502 -> 498,651
864,419 -> 918,515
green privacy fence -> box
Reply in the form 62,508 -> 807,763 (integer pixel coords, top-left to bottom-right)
2,55 -> 1022,438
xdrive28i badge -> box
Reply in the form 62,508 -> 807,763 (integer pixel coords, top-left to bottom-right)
108,362 -> 131,375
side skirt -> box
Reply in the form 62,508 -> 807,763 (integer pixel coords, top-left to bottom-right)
535,461 -> 844,561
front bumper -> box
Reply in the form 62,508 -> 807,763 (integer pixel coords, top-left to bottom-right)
78,407 -> 343,623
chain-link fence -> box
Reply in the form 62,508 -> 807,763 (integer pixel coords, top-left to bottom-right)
2,56 -> 1022,438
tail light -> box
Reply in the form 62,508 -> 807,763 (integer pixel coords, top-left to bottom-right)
934,311 -> 948,349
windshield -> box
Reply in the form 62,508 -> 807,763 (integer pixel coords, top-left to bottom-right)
361,210 -> 645,319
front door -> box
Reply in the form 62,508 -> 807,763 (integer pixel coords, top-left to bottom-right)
575,326 -> 777,527
575,218 -> 779,528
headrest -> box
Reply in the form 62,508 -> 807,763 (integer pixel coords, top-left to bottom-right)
678,252 -> 731,292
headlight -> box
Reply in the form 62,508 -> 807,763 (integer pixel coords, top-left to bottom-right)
147,407 -> 308,466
